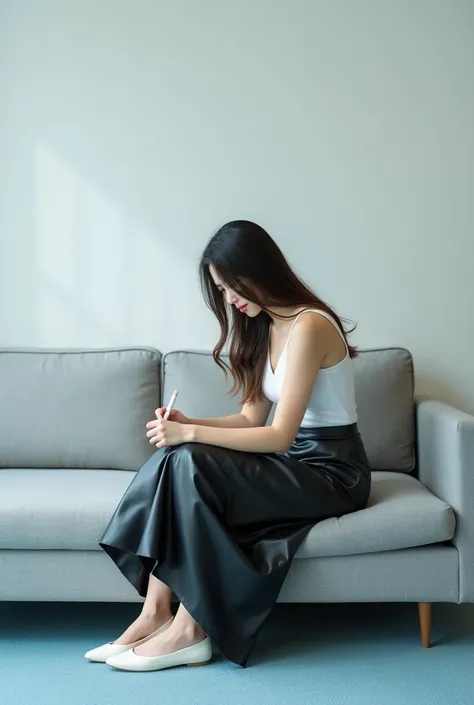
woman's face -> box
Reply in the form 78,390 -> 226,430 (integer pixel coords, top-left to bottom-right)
209,265 -> 262,318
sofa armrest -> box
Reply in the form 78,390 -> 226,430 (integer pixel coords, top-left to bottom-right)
416,399 -> 474,602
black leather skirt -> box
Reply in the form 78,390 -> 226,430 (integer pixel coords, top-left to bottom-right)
99,424 -> 371,667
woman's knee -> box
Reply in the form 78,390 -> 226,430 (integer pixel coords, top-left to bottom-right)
165,442 -> 209,475
169,442 -> 229,487
170,442 -> 207,459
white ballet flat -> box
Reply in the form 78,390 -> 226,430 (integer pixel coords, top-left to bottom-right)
105,636 -> 212,672
84,616 -> 174,663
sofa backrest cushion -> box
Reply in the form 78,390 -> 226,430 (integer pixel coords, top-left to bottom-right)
162,347 -> 415,472
0,348 -> 160,471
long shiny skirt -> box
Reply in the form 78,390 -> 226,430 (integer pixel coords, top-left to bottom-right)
99,423 -> 371,667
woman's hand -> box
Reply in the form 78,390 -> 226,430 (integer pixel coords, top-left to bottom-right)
154,407 -> 190,424
146,416 -> 193,448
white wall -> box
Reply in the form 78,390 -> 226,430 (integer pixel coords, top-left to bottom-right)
1,1 -> 473,413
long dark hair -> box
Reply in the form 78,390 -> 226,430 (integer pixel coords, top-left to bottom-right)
199,220 -> 357,404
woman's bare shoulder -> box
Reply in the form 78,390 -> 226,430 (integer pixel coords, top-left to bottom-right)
291,311 -> 344,356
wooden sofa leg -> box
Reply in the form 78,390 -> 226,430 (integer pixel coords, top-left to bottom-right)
418,602 -> 432,648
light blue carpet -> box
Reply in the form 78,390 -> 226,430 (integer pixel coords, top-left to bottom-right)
2,601 -> 474,705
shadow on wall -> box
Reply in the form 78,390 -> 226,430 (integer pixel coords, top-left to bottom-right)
415,374 -> 467,411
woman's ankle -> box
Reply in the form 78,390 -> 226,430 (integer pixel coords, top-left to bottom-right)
140,604 -> 172,621
174,620 -> 206,641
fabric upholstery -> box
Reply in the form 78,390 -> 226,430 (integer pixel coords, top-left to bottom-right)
0,469 -> 454,556
0,348 -> 161,471
279,546 -> 459,603
162,348 -> 415,471
0,347 -> 468,608
0,546 -> 458,603
296,471 -> 455,558
416,399 -> 474,601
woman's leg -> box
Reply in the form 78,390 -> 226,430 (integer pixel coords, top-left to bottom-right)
100,440 -> 366,665
114,574 -> 173,645
142,574 -> 173,616
133,603 -> 207,657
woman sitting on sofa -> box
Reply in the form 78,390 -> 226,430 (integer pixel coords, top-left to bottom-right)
88,219 -> 371,671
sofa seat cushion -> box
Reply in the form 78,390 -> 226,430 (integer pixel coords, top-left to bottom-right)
0,470 -> 455,555
0,469 -> 136,550
296,471 -> 456,558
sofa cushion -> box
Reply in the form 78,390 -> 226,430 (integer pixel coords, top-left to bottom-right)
0,468 -> 135,550
0,469 -> 455,555
0,348 -> 161,471
295,472 -> 455,558
162,348 -> 415,472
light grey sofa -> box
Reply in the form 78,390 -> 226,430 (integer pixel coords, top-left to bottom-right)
1,347 -> 473,649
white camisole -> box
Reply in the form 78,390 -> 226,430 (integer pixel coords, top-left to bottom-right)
262,309 -> 358,428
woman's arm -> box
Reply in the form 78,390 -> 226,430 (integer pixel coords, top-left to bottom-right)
186,396 -> 272,429
148,397 -> 273,444
186,414 -> 252,428
185,315 -> 329,453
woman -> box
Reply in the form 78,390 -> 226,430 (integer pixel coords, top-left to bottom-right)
87,220 -> 371,671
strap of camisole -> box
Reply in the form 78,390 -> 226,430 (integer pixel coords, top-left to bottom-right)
285,309 -> 349,355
